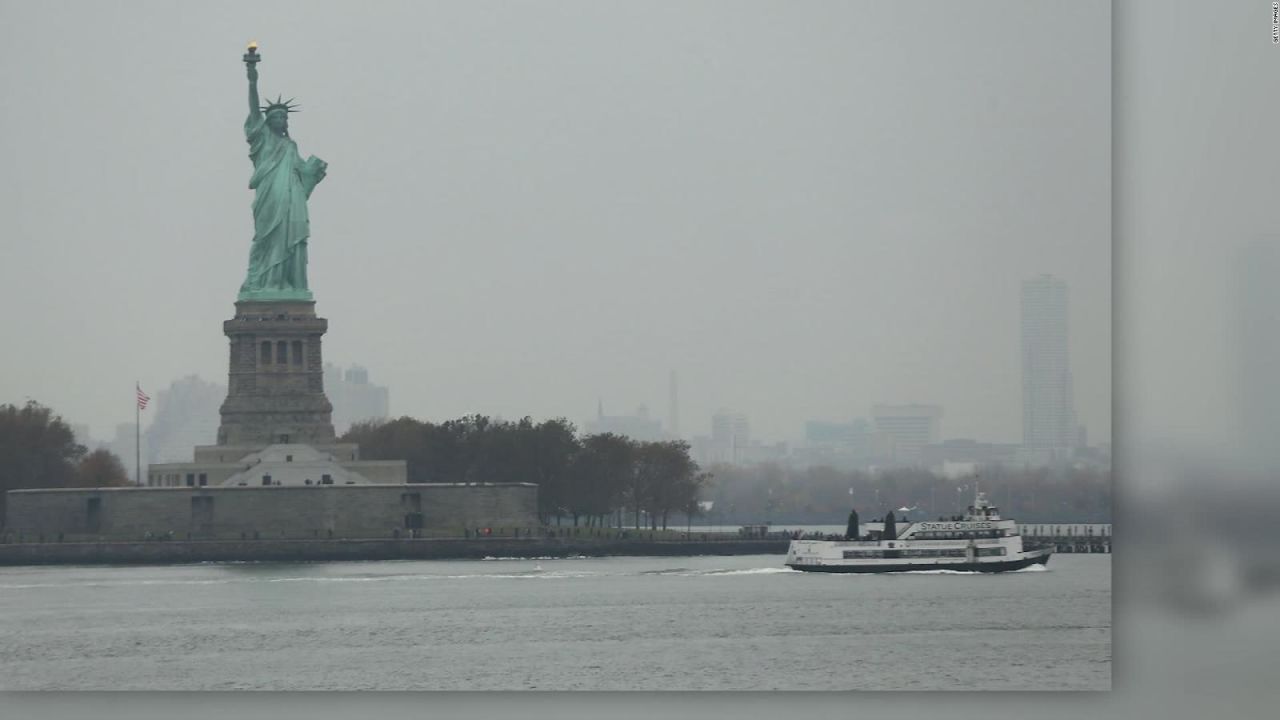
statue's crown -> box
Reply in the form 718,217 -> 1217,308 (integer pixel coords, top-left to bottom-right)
261,95 -> 300,115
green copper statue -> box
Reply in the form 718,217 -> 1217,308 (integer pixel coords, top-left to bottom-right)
238,43 -> 327,302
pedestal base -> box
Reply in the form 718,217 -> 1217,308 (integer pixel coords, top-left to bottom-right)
216,300 -> 336,447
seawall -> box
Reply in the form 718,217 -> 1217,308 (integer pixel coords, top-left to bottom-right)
0,537 -> 790,566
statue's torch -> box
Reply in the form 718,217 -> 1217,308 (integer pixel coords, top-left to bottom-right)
243,40 -> 260,66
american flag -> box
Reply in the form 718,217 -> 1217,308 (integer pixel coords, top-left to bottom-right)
136,384 -> 150,411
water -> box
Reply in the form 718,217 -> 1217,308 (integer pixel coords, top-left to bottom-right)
0,554 -> 1109,690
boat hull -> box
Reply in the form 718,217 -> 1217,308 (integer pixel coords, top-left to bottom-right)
787,547 -> 1052,574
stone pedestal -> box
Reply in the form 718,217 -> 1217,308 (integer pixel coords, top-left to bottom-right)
216,300 -> 337,446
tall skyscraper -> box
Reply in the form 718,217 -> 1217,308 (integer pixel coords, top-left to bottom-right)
1021,275 -> 1076,451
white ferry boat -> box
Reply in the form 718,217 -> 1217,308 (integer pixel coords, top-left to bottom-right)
785,491 -> 1052,573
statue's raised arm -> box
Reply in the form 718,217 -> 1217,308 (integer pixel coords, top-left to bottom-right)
244,42 -> 261,122
237,42 -> 324,303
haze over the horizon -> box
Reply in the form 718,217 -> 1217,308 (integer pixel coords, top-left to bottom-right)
0,1 -> 1109,447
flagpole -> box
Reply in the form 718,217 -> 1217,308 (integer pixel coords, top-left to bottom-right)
135,381 -> 141,486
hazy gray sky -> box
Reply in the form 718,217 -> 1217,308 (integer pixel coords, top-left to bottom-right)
0,0 -> 1109,445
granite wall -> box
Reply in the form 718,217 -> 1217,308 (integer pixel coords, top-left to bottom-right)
3,483 -> 537,541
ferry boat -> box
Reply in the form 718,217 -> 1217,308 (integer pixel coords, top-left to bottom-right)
785,491 -> 1052,573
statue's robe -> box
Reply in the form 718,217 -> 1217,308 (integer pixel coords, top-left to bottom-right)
239,112 -> 324,296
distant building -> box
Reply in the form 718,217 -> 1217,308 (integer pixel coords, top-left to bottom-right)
709,409 -> 750,464
871,404 -> 942,466
689,411 -> 754,466
794,419 -> 875,469
324,364 -> 391,436
584,401 -> 664,442
1021,275 -> 1077,455
144,375 -> 225,464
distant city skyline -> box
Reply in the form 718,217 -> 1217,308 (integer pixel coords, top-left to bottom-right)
71,326 -> 1102,458
73,342 -> 1100,457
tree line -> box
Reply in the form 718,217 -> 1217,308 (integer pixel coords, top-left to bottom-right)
0,401 -> 131,518
702,462 -> 1112,525
0,403 -> 709,530
341,416 -> 708,529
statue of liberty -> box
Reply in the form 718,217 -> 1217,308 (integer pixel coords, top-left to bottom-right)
239,43 -> 327,301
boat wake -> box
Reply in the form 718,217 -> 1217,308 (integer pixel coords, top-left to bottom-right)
704,567 -> 801,576
267,570 -> 601,582
642,566 -> 800,577
482,555 -> 590,561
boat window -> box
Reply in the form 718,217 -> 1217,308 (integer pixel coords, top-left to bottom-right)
842,550 -> 885,559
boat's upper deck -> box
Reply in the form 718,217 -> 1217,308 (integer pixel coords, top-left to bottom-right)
857,491 -> 1017,540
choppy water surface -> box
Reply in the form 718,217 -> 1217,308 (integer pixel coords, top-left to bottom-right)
0,554 -> 1109,690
